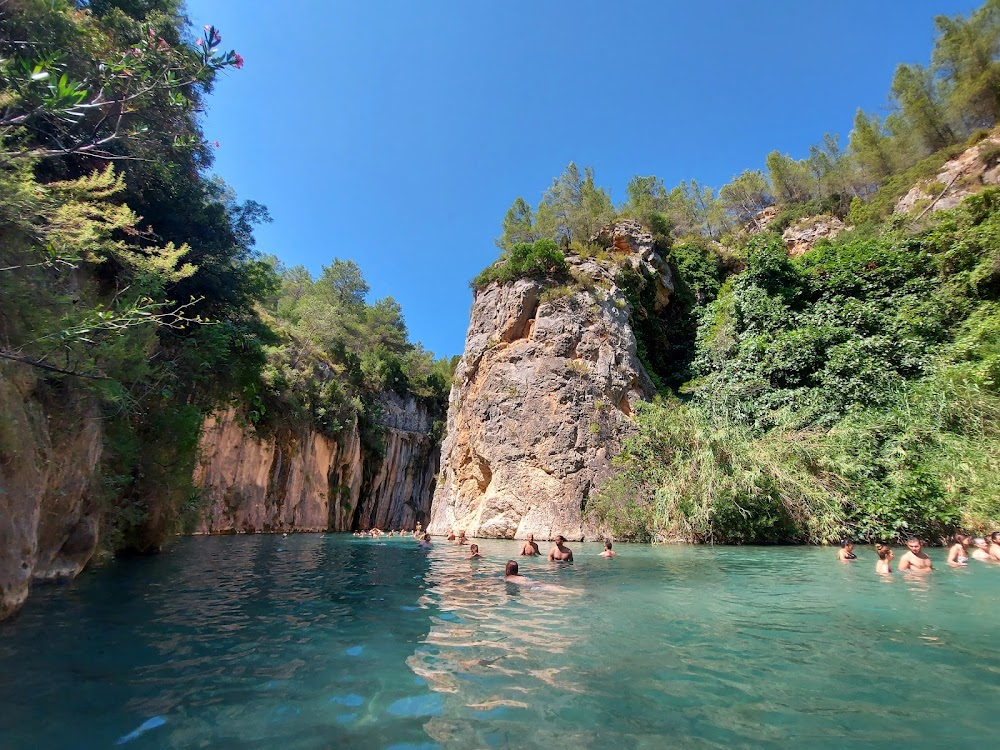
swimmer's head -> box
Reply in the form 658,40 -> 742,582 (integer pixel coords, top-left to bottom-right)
992,532 -> 1000,543
953,533 -> 968,545
974,537 -> 988,548
906,537 -> 922,553
526,533 -> 534,542
423,533 -> 431,542
605,540 -> 613,549
876,543 -> 892,560
505,560 -> 518,576
555,535 -> 566,544
840,539 -> 853,550
470,544 -> 479,553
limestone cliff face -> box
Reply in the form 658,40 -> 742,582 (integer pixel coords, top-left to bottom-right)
428,221 -> 665,541
194,393 -> 440,533
0,366 -> 102,621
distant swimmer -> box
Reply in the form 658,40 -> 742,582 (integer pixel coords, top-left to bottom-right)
446,531 -> 456,541
875,543 -> 894,574
457,530 -> 468,545
519,534 -> 540,556
468,544 -> 483,559
504,560 -> 531,584
548,535 -> 574,562
971,537 -> 993,561
419,533 -> 432,549
600,540 -> 617,558
838,539 -> 857,561
898,537 -> 933,572
946,534 -> 969,566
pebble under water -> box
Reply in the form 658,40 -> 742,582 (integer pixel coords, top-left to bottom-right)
1,535 -> 998,749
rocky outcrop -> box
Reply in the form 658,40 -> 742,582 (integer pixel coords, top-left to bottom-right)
0,366 -> 103,621
428,221 -> 661,541
194,393 -> 440,533
896,134 -> 1000,216
782,214 -> 848,256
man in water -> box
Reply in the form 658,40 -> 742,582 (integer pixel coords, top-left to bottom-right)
468,544 -> 483,559
419,533 -> 432,548
898,537 -> 933,572
519,533 -> 540,556
600,540 -> 616,558
548,535 -> 574,562
457,530 -> 468,545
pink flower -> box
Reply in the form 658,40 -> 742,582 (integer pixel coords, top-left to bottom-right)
158,38 -> 169,51
195,38 -> 203,47
213,141 -> 220,148
212,30 -> 222,44
233,52 -> 244,69
149,28 -> 156,37
204,25 -> 211,32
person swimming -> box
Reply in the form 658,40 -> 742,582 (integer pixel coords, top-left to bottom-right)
600,540 -> 617,558
467,544 -> 483,559
446,530 -> 456,541
989,532 -> 1000,561
898,537 -> 933,572
457,530 -> 468,545
875,543 -> 894,574
946,534 -> 969,566
838,539 -> 857,561
548,535 -> 573,562
971,537 -> 993,561
419,533 -> 432,549
519,533 -> 540,556
504,559 -> 531,584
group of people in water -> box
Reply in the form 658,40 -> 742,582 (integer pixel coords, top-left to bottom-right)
352,525 -> 618,585
839,532 -> 1000,574
354,524 -> 1000,579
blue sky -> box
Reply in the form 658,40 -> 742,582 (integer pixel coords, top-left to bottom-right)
184,0 -> 982,358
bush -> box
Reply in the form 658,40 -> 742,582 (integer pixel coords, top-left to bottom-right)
472,239 -> 568,289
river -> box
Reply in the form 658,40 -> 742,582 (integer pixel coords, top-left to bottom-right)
1,535 -> 997,748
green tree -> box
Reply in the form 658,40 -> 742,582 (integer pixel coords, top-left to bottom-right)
932,0 -> 1000,130
765,151 -> 812,204
719,169 -> 772,230
849,110 -> 895,187
496,196 -> 538,250
891,63 -> 957,154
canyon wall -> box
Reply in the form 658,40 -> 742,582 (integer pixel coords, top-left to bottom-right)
427,221 -> 667,541
194,392 -> 440,533
0,366 -> 103,621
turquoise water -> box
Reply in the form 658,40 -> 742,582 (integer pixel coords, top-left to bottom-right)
1,536 -> 998,749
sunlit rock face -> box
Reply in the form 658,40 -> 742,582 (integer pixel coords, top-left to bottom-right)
428,221 -> 665,541
0,366 -> 103,621
194,393 -> 440,534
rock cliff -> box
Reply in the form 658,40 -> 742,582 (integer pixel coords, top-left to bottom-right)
428,221 -> 664,541
194,393 -> 440,533
896,133 -> 1000,215
0,366 -> 103,621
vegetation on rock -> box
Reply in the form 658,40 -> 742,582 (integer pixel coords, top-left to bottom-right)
482,0 -> 1000,543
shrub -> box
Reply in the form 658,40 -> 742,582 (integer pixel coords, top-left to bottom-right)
472,238 -> 569,290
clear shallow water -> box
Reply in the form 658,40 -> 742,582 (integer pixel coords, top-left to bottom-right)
1,536 -> 998,749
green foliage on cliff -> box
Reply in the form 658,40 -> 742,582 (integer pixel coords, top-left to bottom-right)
0,1 -> 450,552
472,238 -> 568,290
258,258 -> 454,440
590,193 -> 1000,543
